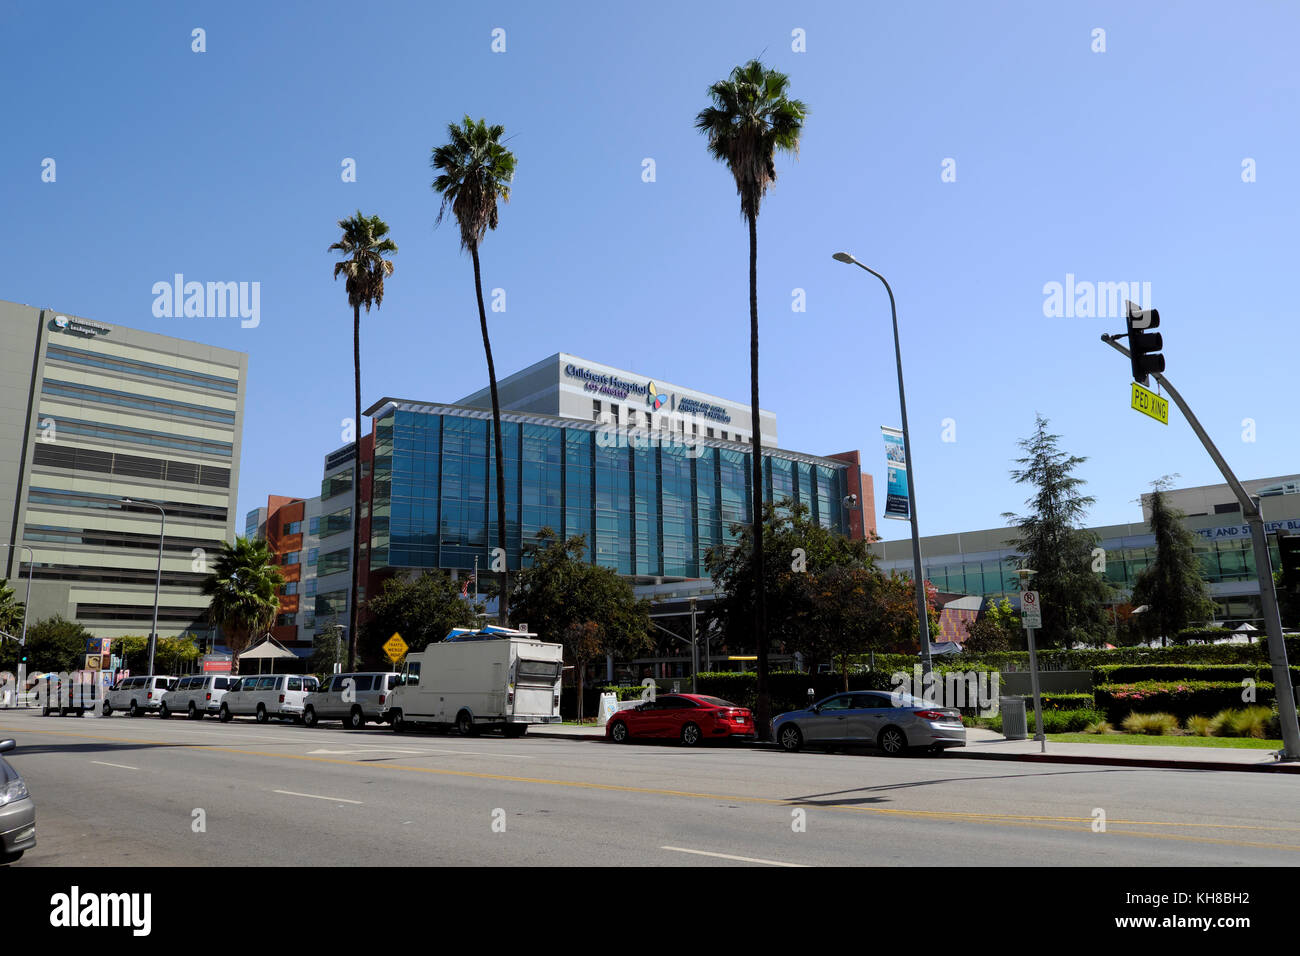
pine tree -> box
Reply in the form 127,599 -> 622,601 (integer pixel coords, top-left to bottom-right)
1002,415 -> 1114,648
1131,478 -> 1218,645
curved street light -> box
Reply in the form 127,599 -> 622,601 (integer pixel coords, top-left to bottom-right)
833,252 -> 933,673
122,498 -> 165,676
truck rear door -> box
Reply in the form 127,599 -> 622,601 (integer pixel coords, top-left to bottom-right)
513,658 -> 561,718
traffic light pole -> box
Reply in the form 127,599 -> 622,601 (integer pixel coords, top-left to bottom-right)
1102,334 -> 1300,760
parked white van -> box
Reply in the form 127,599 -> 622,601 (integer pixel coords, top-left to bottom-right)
387,628 -> 563,737
219,674 -> 320,723
103,676 -> 177,717
160,674 -> 238,719
303,672 -> 400,729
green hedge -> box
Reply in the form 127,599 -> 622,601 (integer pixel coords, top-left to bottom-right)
987,708 -> 1106,734
1094,664 -> 1300,685
1096,681 -> 1276,722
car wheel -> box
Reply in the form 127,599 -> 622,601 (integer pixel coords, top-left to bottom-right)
219,704 -> 232,722
255,704 -> 268,724
159,703 -> 170,719
457,711 -> 477,737
778,724 -> 804,752
680,722 -> 702,747
303,706 -> 317,728
41,705 -> 50,717
76,708 -> 85,718
128,701 -> 139,718
878,725 -> 909,756
610,720 -> 630,744
188,701 -> 199,720
346,707 -> 364,730
102,702 -> 112,717
0,849 -> 24,865
391,710 -> 405,734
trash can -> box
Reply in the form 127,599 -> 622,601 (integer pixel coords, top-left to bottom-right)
1000,697 -> 1027,740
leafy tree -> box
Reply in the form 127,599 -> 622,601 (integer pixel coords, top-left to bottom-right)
803,566 -> 884,690
201,536 -> 283,674
0,579 -> 25,638
875,572 -> 943,655
1002,415 -> 1113,648
510,529 -> 653,721
361,571 -> 481,663
9,616 -> 90,673
310,616 -> 347,676
432,116 -> 516,625
697,61 -> 808,736
330,211 -> 397,670
1130,479 -> 1218,646
706,498 -> 873,663
963,597 -> 1021,653
155,636 -> 200,674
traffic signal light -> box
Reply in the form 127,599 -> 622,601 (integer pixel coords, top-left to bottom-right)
1279,530 -> 1300,592
1126,300 -> 1164,385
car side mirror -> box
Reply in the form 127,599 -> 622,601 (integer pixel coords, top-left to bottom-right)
0,739 -> 14,754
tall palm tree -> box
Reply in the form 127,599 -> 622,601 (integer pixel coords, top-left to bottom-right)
697,60 -> 807,738
431,116 -> 517,625
330,212 -> 397,670
201,536 -> 283,674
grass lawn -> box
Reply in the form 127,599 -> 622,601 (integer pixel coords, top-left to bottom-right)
1046,733 -> 1282,749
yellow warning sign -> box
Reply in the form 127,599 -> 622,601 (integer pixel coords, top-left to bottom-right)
383,632 -> 409,663
1131,382 -> 1169,425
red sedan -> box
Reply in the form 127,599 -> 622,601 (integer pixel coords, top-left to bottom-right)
605,693 -> 756,746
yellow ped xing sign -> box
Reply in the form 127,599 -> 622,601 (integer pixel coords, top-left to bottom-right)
383,632 -> 409,663
1131,382 -> 1169,425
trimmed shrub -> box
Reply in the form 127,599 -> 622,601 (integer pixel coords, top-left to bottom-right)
988,708 -> 1104,734
1184,715 -> 1214,736
1094,664 -> 1300,684
1121,712 -> 1179,735
1096,681 -> 1274,722
1214,706 -> 1275,739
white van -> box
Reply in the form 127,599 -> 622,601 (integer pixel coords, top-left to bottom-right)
219,674 -> 320,723
160,674 -> 237,719
387,629 -> 563,737
104,676 -> 177,717
303,672 -> 400,729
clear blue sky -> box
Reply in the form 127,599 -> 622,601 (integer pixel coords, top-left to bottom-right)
4,1 -> 1297,542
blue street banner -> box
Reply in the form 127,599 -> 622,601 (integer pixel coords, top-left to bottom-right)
882,426 -> 910,520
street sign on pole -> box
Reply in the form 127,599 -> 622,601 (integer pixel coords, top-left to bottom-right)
1131,382 -> 1169,425
1020,590 -> 1042,629
383,632 -> 409,664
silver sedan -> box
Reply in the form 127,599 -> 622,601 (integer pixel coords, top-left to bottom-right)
0,739 -> 36,863
772,691 -> 966,756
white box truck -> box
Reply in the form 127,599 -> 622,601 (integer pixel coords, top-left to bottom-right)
387,627 -> 563,738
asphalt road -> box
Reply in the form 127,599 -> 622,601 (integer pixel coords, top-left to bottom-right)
3,710 -> 1299,867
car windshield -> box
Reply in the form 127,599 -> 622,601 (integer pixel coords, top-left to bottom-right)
696,696 -> 740,708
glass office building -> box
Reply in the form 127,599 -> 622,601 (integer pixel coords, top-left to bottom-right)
365,402 -> 855,582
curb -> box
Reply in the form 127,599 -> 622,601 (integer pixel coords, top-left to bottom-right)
951,749 -> 1300,774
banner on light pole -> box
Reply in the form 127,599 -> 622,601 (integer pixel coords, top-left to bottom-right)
882,426 -> 910,521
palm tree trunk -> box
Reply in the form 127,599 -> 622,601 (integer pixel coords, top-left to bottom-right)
348,300 -> 362,670
747,209 -> 769,740
472,243 -> 509,625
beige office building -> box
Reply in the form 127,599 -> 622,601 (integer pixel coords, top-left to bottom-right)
0,300 -> 247,641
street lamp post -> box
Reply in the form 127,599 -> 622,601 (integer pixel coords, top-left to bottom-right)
833,252 -> 934,673
122,499 -> 165,676
1,544 -> 34,700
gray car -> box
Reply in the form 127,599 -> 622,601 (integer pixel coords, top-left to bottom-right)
0,739 -> 36,864
772,690 -> 966,756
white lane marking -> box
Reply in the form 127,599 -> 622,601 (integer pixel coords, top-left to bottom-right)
272,789 -> 363,805
91,760 -> 138,770
660,846 -> 808,867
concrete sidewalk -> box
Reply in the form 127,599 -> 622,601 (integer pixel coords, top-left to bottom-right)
530,722 -> 1300,772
